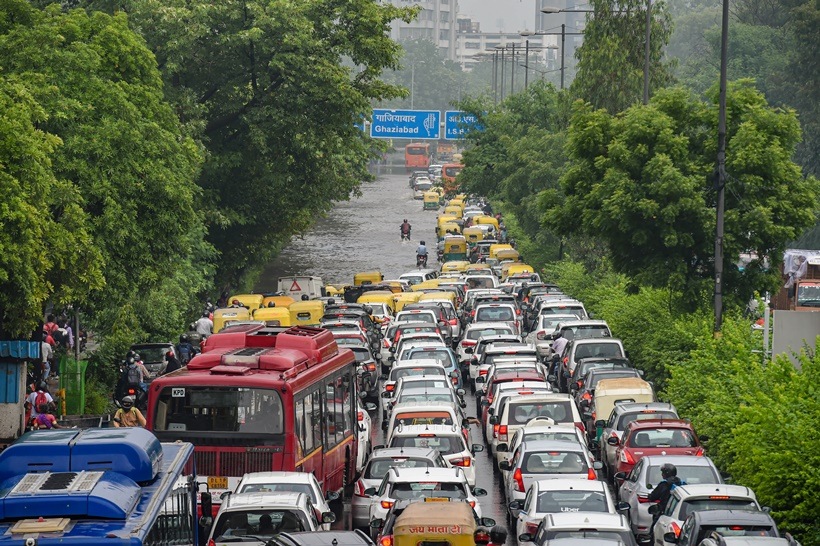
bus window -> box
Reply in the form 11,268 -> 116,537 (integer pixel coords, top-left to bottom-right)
154,387 -> 283,435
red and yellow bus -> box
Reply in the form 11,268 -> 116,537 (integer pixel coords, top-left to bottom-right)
441,163 -> 464,193
405,142 -> 431,170
147,325 -> 358,510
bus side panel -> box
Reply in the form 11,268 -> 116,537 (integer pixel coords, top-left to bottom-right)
323,434 -> 355,493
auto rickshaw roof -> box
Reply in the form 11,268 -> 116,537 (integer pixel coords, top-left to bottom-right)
393,501 -> 476,532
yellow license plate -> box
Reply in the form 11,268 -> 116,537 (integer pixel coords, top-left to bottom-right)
207,476 -> 228,490
424,497 -> 450,502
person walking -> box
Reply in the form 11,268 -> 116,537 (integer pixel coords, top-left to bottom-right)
40,332 -> 54,382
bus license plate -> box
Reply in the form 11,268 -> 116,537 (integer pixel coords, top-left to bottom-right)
207,476 -> 228,490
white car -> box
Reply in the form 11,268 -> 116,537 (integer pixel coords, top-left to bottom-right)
652,484 -> 760,546
356,399 -> 374,473
458,322 -> 516,363
207,492 -> 332,545
484,382 -> 553,445
473,302 -> 521,334
519,512 -> 634,546
510,479 -> 621,546
498,420 -> 588,468
386,424 -> 484,486
467,334 -> 522,387
365,466 -> 486,524
380,360 -> 448,419
234,471 -> 339,530
526,314 -> 578,358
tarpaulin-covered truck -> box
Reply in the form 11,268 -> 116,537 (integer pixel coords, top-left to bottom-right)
772,249 -> 820,311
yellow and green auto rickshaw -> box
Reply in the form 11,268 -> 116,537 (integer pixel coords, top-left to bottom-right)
409,279 -> 443,292
436,215 -> 461,238
488,243 -> 515,260
252,306 -> 292,327
228,293 -> 265,310
473,215 -> 500,232
392,291 -> 423,311
357,291 -> 397,315
354,271 -> 384,286
440,260 -> 470,273
464,262 -> 492,272
438,222 -> 462,241
288,300 -> 325,326
444,204 -> 464,218
393,501 -> 488,546
442,235 -> 468,262
449,197 -> 466,209
261,295 -> 295,309
495,248 -> 521,262
324,285 -> 345,297
462,226 -> 484,245
423,191 -> 440,211
213,307 -> 251,333
506,263 -> 535,279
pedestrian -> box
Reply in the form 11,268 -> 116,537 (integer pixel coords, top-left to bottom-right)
32,404 -> 62,429
40,331 -> 54,381
25,382 -> 54,428
43,314 -> 58,336
62,319 -> 74,350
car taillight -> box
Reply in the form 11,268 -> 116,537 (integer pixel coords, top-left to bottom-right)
516,308 -> 521,315
380,536 -> 393,546
695,447 -> 704,456
127,388 -> 136,395
479,370 -> 488,376
493,424 -> 499,438
383,339 -> 390,348
526,522 -> 539,535
381,500 -> 394,509
468,500 -> 476,508
499,425 -> 508,441
588,467 -> 597,480
449,318 -> 458,325
385,384 -> 395,392
619,449 -> 635,464
450,456 -> 472,467
354,480 -> 367,497
470,310 -> 476,317
451,376 -> 459,385
536,331 -> 546,340
461,340 -> 476,347
367,363 -> 376,372
637,494 -> 651,503
513,468 -> 525,492
208,540 -> 216,546
574,421 -> 586,434
582,391 -> 592,401
670,522 -> 682,537
357,411 -> 364,422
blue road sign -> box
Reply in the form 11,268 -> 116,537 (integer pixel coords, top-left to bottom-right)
444,111 -> 482,140
370,109 -> 441,140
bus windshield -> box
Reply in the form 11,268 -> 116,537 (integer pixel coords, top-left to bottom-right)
153,386 -> 284,435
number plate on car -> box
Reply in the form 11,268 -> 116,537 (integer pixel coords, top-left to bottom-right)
207,476 -> 228,490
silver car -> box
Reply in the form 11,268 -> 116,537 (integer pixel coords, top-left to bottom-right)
617,455 -> 722,543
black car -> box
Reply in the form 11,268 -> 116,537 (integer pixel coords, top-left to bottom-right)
571,357 -> 632,395
130,342 -> 176,379
668,509 -> 780,546
269,530 -> 375,546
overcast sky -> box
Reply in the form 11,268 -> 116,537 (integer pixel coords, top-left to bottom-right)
459,0 -> 537,33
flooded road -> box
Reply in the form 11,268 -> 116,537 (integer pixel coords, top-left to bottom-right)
257,171 -> 515,544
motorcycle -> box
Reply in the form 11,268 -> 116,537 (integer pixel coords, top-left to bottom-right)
416,253 -> 428,268
114,363 -> 148,411
401,231 -> 411,241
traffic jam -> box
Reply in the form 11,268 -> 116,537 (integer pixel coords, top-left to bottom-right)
148,184 -> 798,546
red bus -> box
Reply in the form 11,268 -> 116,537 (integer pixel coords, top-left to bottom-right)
146,325 -> 358,509
405,142 -> 431,171
441,163 -> 464,193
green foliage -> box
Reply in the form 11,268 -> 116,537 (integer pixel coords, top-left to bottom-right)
123,0 -> 415,286
550,83 -> 819,308
83,377 -> 113,415
571,0 -> 675,113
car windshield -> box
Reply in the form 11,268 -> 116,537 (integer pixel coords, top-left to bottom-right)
509,402 -> 572,424
565,326 -> 610,338
467,328 -> 513,340
616,411 -> 677,430
537,490 -> 608,513
365,458 -> 436,480
238,483 -> 315,504
522,451 -> 588,474
393,367 -> 446,380
154,387 -> 283,435
646,465 -> 720,487
407,349 -> 456,366
573,343 -> 623,360
390,482 -> 467,501
678,498 -> 758,520
390,434 -> 466,455
628,428 -> 696,448
701,526 -> 776,538
212,509 -> 306,540
476,307 -> 514,321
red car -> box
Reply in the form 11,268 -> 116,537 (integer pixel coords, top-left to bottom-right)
609,419 -> 704,476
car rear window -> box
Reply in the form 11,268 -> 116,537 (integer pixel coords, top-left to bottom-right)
646,464 -> 720,487
408,349 -> 455,365
508,401 -> 572,424
541,306 -> 585,318
397,392 -> 454,404
522,431 -> 580,444
393,367 -> 446,380
390,481 -> 467,501
700,526 -> 776,538
537,490 -> 608,513
365,457 -> 435,480
564,325 -> 610,338
466,277 -> 495,289
617,411 -> 677,430
476,307 -> 514,321
239,483 -> 314,503
573,343 -> 623,360
398,313 -> 435,323
522,451 -> 588,474
390,434 -> 466,455
628,428 -> 696,448
679,498 -> 758,520
467,327 -> 513,340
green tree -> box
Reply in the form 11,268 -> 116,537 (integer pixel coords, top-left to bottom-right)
571,0 -> 675,113
550,83 -> 818,306
121,0 -> 416,287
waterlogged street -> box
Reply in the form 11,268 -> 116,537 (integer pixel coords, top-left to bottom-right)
258,170 -> 516,543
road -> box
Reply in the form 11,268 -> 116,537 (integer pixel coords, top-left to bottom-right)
258,171 -> 516,543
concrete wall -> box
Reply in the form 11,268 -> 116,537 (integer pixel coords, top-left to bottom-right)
772,310 -> 820,369
0,362 -> 26,444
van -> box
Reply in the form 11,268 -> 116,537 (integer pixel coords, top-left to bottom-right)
277,276 -> 325,300
399,269 -> 438,287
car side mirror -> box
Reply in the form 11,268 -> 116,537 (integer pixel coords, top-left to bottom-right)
509,500 -> 522,510
498,460 -> 512,471
648,503 -> 660,515
547,374 -> 556,383
322,511 -> 337,523
472,444 -> 484,453
617,501 -> 631,513
381,391 -> 392,398
365,402 -> 377,412
457,388 -> 466,396
593,461 -> 603,470
664,532 -> 679,544
613,471 -> 627,482
200,491 -> 213,519
364,487 -> 377,496
198,515 -> 212,529
637,369 -> 644,376
496,443 -> 508,452
371,518 -> 385,529
375,353 -> 382,360
326,490 -> 340,501
519,534 -> 533,543
472,487 -> 488,496
479,517 -> 497,527
489,415 -> 499,424
379,374 -> 388,381
465,347 -> 474,354
607,436 -> 620,446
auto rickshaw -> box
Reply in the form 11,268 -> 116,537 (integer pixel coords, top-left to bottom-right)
228,293 -> 265,310
507,263 -> 535,278
392,291 -> 422,311
442,235 -> 468,262
357,291 -> 397,314
590,378 -> 655,444
488,243 -> 514,260
418,290 -> 458,309
409,279 -> 443,292
449,197 -> 465,208
441,260 -> 470,273
213,307 -> 251,333
261,295 -> 295,308
473,215 -> 500,232
324,285 -> 344,297
288,300 -> 325,326
495,248 -> 521,262
393,501 -> 484,546
376,280 -> 407,293
252,306 -> 292,327
465,262 -> 491,272
463,226 -> 484,245
436,215 -> 460,236
354,271 -> 384,286
438,222 -> 462,240
423,191 -> 440,210
444,204 -> 463,218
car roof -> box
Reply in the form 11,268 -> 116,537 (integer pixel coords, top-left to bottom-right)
273,530 -> 375,546
392,359 -> 447,369
558,320 -> 609,327
692,509 -> 775,524
398,387 -> 454,396
391,424 -> 463,435
239,471 -> 315,485
545,539 -> 627,546
573,338 -> 622,345
625,418 -> 692,430
520,439 -> 587,452
640,455 -> 716,467
533,478 -> 608,492
673,483 -> 757,499
544,512 -> 630,529
224,491 -> 308,510
387,466 -> 466,481
369,446 -> 441,460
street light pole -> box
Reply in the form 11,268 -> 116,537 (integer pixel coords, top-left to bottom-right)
714,0 -> 730,332
643,0 -> 651,104
410,62 -> 415,109
525,39 -> 530,89
501,48 -> 506,101
560,24 -> 565,90
511,43 -> 516,95
492,50 -> 498,104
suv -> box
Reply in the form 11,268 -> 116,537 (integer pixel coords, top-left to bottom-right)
667,510 -> 781,546
488,393 -> 582,457
559,338 -> 626,393
473,302 -> 521,335
351,446 -> 445,530
130,342 -> 176,379
652,484 -> 761,546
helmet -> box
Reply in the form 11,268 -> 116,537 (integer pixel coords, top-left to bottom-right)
126,349 -> 136,360
268,301 -> 276,307
328,298 -> 336,306
420,240 -> 426,246
121,396 -> 135,409
202,311 -> 210,318
489,525 -> 508,543
661,463 -> 677,479
179,334 -> 188,343
301,294 -> 309,301
133,353 -> 141,361
364,305 -> 373,315
38,382 -> 48,392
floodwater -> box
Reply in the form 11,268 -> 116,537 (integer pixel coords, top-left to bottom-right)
256,171 -> 515,544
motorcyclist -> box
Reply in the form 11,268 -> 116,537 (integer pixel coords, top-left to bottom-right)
400,219 -> 411,240
122,352 -> 150,394
416,240 -> 428,266
113,395 -> 146,428
194,311 -> 213,337
176,334 -> 195,365
487,525 -> 508,546
649,463 -> 683,517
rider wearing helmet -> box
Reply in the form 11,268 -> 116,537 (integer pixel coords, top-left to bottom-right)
488,525 -> 508,546
416,240 -> 428,257
648,463 -> 683,524
400,219 -> 411,239
113,395 -> 146,428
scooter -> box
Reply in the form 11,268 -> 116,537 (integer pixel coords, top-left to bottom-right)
114,367 -> 148,411
416,253 -> 428,268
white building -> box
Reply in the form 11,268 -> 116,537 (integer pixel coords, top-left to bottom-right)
456,31 -> 559,71
389,0 -> 460,61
